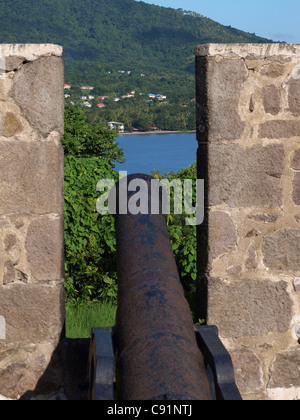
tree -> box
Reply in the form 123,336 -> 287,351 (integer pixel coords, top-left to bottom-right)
62,106 -> 124,302
62,105 -> 125,166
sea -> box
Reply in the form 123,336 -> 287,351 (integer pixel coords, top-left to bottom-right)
114,132 -> 197,175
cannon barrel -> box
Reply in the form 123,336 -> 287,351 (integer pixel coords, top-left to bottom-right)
114,173 -> 212,400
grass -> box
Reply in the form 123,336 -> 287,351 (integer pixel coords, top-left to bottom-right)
65,301 -> 117,338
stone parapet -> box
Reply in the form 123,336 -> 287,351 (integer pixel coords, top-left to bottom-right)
0,44 -> 65,399
196,44 -> 300,400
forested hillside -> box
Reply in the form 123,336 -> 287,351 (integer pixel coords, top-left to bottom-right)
0,0 -> 273,130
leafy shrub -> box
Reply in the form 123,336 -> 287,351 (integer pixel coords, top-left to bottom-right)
63,105 -> 198,310
63,106 -> 124,303
152,163 -> 198,297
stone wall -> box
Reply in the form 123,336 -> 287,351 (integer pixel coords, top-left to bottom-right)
196,44 -> 300,400
0,44 -> 65,399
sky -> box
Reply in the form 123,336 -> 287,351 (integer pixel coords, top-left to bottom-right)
140,0 -> 300,43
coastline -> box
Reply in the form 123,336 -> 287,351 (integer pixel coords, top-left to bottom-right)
118,130 -> 196,136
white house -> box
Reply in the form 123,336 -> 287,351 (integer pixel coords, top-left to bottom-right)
108,122 -> 125,133
81,85 -> 94,90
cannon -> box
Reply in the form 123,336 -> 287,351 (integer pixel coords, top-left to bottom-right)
88,174 -> 242,400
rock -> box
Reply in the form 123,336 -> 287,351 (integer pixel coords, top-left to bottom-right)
0,141 -> 64,215
288,78 -> 300,116
25,217 -> 64,282
207,143 -> 284,207
204,58 -> 248,141
262,85 -> 281,115
13,56 -> 64,135
3,261 -> 15,285
0,283 -> 64,344
263,229 -> 300,272
259,120 -> 300,139
245,245 -> 258,270
293,173 -> 300,205
269,350 -> 300,388
230,348 -> 264,395
208,211 -> 237,260
290,149 -> 300,170
207,278 -> 293,337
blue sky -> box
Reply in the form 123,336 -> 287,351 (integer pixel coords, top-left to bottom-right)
140,0 -> 300,43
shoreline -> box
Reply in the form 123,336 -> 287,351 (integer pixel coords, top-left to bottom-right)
118,130 -> 196,136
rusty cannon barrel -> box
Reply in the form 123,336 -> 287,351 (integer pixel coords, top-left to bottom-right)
114,173 -> 212,400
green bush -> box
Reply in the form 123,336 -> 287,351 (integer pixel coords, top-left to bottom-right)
63,106 -> 124,303
152,163 -> 198,299
63,106 -> 198,312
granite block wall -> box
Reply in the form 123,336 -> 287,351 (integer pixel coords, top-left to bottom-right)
0,44 -> 65,399
196,44 -> 300,400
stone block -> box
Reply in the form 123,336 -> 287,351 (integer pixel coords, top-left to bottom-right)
269,350 -> 300,388
291,149 -> 300,170
259,120 -> 300,139
13,56 -> 64,135
229,348 -> 264,395
206,143 -> 284,207
245,245 -> 258,270
207,278 -> 293,337
293,172 -> 300,205
0,57 -> 24,72
262,85 -> 281,115
0,283 -> 64,345
248,213 -> 279,223
205,58 -> 248,141
260,61 -> 287,78
208,211 -> 237,260
3,261 -> 16,285
25,216 -> 64,282
263,229 -> 300,272
0,362 -> 39,399
288,78 -> 300,116
0,140 -> 64,215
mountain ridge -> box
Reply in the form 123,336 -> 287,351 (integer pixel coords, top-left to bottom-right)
0,0 -> 272,73
0,0 -> 274,131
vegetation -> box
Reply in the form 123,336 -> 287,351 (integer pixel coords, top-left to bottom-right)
152,163 -> 198,317
65,301 -> 117,338
63,106 -> 198,315
0,0 -> 273,130
63,106 -> 123,303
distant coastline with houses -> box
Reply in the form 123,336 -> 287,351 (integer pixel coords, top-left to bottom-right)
64,78 -> 196,133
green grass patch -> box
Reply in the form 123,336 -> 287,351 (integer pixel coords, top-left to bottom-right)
65,301 -> 117,338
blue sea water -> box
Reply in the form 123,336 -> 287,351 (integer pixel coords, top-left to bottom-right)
114,132 -> 197,175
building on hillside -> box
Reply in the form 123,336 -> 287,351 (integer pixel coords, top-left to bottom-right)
81,85 -> 94,90
156,94 -> 167,100
97,103 -> 106,108
64,84 -> 71,89
121,94 -> 134,99
108,121 -> 125,133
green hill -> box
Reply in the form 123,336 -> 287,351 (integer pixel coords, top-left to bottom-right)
0,0 -> 273,130
0,0 -> 271,71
